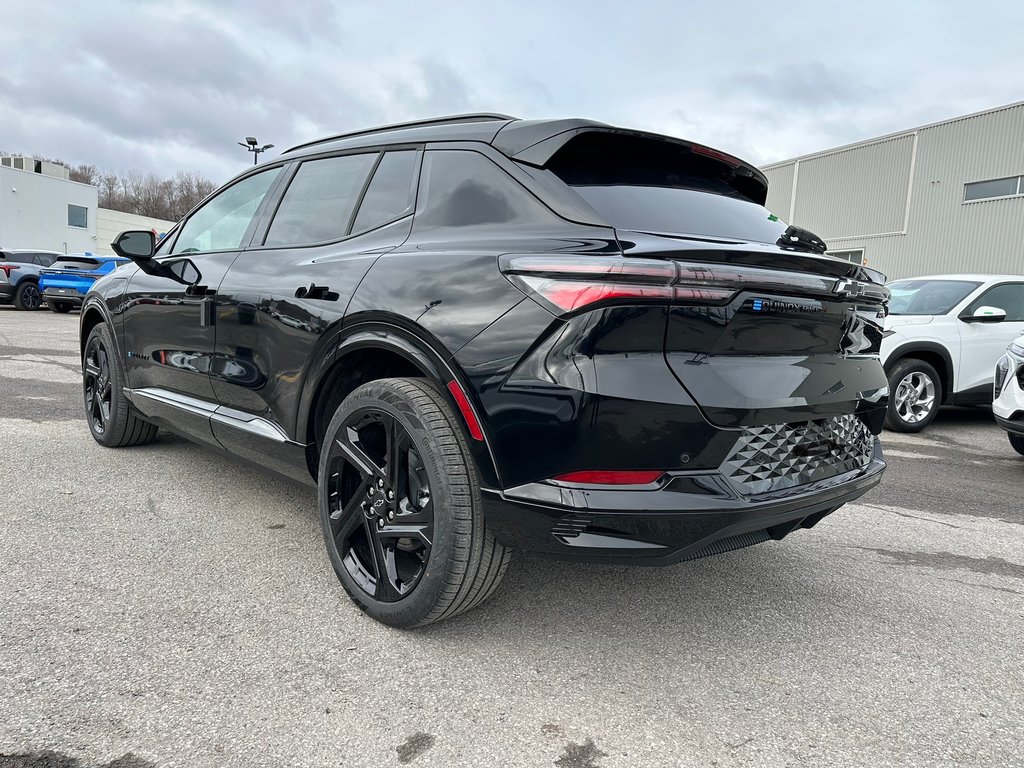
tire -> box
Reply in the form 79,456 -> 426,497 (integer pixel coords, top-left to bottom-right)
1009,433 -> 1024,457
48,301 -> 73,314
319,377 -> 511,628
885,358 -> 942,432
14,281 -> 42,311
83,323 -> 159,448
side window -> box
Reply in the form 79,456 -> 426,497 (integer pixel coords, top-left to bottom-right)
264,153 -> 377,247
172,167 -> 280,254
351,151 -> 418,233
153,231 -> 175,257
36,254 -> 56,266
414,150 -> 557,231
967,284 -> 1024,321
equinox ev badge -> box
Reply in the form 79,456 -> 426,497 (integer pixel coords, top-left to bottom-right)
749,298 -> 824,314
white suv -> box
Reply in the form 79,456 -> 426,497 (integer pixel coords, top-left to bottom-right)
880,274 -> 1024,432
993,337 -> 1024,455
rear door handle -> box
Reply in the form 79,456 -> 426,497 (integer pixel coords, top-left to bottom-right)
295,283 -> 339,301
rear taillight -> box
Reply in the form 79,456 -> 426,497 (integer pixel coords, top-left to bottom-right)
552,470 -> 664,485
0,264 -> 19,283
501,256 -> 735,314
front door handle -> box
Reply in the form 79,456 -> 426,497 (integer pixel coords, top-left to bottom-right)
295,283 -> 339,301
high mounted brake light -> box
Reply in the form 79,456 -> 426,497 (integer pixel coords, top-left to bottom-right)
500,256 -> 735,314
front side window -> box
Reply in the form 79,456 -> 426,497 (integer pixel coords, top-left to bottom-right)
172,168 -> 280,254
264,153 -> 377,246
414,150 -> 556,231
68,205 -> 88,229
887,279 -> 982,316
966,284 -> 1024,321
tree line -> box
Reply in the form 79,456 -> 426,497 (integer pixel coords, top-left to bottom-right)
17,155 -> 218,222
68,163 -> 217,222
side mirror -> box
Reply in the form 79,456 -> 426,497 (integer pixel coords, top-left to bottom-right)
960,305 -> 1007,324
111,230 -> 156,261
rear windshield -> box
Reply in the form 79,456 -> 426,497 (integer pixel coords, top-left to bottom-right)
547,132 -> 788,244
52,258 -> 101,270
887,279 -> 981,315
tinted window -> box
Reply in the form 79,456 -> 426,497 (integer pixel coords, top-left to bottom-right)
967,284 -> 1024,321
351,151 -> 417,233
887,279 -> 981,316
37,254 -> 56,266
264,153 -> 377,246
415,150 -> 555,230
574,185 -> 788,243
964,177 -> 1019,202
172,168 -> 280,254
68,204 -> 88,229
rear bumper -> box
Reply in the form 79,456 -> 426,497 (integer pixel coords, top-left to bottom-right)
43,288 -> 84,306
482,442 -> 885,565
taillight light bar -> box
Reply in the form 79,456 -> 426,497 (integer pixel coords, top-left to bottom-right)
0,264 -> 20,282
501,255 -> 736,314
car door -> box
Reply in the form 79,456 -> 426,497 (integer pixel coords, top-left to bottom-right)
209,148 -> 420,480
121,165 -> 283,446
956,282 -> 1024,396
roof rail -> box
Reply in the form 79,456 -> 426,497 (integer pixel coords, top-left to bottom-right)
283,113 -> 517,154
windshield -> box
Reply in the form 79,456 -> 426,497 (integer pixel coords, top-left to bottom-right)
887,279 -> 981,315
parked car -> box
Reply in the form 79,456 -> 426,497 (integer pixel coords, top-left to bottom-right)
993,335 -> 1024,456
39,254 -> 128,313
880,275 -> 1024,432
0,249 -> 62,310
80,114 -> 890,627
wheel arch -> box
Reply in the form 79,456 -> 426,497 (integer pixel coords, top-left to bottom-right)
299,321 -> 500,487
885,342 -> 954,402
79,299 -> 111,359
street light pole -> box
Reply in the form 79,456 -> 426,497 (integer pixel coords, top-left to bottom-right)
238,136 -> 275,165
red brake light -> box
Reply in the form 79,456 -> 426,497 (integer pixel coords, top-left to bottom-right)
0,264 -> 20,277
689,143 -> 743,167
502,256 -> 736,314
552,470 -> 664,485
446,379 -> 484,441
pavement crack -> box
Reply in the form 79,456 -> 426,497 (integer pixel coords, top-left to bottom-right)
858,503 -> 963,530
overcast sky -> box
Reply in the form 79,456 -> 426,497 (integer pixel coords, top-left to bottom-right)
3,0 -> 1022,185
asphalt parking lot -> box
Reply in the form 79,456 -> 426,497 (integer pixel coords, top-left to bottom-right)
1,305 -> 1022,768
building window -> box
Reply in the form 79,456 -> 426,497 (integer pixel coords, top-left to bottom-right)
963,176 -> 1023,202
828,249 -> 864,265
68,204 -> 88,229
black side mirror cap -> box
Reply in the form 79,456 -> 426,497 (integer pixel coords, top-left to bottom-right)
111,230 -> 156,261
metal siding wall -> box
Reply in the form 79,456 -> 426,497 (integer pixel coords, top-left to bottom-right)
763,163 -> 795,221
95,209 -> 176,255
793,135 -> 914,240
761,104 -> 1024,280
0,166 -> 97,252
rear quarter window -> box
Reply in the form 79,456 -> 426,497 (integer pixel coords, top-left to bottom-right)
414,150 -> 557,232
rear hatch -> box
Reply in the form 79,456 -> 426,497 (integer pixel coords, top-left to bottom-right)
543,131 -> 890,429
40,256 -> 120,295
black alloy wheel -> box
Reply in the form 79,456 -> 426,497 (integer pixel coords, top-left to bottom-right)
326,408 -> 435,602
81,324 -> 159,448
14,281 -> 42,310
84,334 -> 113,436
319,378 -> 510,628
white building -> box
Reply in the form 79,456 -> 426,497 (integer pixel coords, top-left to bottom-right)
761,102 -> 1024,280
0,159 -> 97,253
0,157 -> 174,255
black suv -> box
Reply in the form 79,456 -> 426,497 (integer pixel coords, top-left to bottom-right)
81,114 -> 889,627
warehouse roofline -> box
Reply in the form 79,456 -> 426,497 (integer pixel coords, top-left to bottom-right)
761,99 -> 1024,170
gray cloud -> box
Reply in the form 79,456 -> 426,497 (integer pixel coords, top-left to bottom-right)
3,0 -> 1024,184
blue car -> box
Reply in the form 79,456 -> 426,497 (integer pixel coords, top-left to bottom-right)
39,254 -> 128,313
